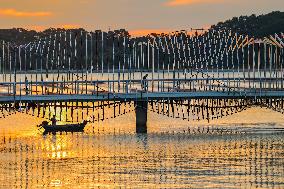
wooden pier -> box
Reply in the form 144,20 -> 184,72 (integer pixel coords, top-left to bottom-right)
0,29 -> 283,133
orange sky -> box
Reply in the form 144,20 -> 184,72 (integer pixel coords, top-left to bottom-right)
0,9 -> 52,17
29,24 -> 81,32
129,28 -> 209,37
165,0 -> 224,6
0,0 -> 283,35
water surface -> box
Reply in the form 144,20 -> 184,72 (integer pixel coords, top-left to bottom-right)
0,107 -> 284,188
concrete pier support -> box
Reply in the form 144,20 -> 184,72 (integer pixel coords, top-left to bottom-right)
135,100 -> 148,133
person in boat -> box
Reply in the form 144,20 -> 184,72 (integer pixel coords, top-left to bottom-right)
141,74 -> 148,92
51,115 -> 57,126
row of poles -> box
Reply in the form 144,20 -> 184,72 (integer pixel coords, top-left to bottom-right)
0,29 -> 283,124
149,99 -> 252,122
0,30 -> 283,94
0,101 -> 134,123
0,97 -> 280,124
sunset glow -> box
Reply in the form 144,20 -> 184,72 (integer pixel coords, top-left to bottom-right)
0,0 -> 282,32
165,0 -> 224,6
29,24 -> 81,31
129,29 -> 172,37
0,0 -> 284,188
0,8 -> 52,17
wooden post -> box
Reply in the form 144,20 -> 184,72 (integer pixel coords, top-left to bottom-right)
135,100 -> 148,133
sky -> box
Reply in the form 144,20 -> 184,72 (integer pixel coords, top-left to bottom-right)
0,0 -> 283,36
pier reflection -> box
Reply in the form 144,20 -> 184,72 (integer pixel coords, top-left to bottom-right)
0,132 -> 283,188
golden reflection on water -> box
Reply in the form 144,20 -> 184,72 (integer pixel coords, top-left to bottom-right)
0,107 -> 284,188
0,133 -> 283,188
40,134 -> 75,160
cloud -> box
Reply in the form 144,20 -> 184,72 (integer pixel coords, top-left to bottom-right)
0,9 -> 52,17
165,0 -> 224,6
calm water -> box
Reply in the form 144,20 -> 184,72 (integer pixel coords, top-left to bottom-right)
0,108 -> 284,188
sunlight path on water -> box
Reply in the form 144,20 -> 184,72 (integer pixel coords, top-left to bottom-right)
0,107 -> 283,188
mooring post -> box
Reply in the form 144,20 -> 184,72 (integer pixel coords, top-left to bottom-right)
135,99 -> 148,133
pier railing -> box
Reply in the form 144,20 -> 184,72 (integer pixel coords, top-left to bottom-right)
0,29 -> 283,132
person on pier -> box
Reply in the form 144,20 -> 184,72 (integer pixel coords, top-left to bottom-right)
25,76 -> 29,95
142,74 -> 148,92
51,115 -> 57,126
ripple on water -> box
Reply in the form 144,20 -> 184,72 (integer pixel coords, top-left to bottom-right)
0,131 -> 283,188
0,107 -> 284,188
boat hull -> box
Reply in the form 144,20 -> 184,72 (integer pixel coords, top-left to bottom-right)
40,122 -> 87,133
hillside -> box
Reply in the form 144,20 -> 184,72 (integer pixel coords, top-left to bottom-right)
211,11 -> 284,38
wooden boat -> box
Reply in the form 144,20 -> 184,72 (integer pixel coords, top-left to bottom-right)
39,120 -> 88,133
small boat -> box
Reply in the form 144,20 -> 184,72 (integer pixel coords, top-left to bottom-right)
39,120 -> 88,133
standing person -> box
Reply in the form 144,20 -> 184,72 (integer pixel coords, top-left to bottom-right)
142,74 -> 148,92
51,115 -> 57,126
25,76 -> 29,95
